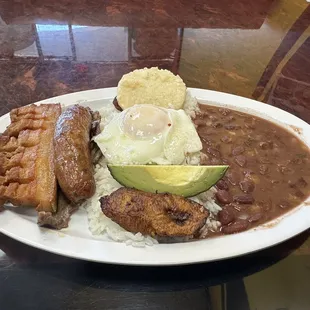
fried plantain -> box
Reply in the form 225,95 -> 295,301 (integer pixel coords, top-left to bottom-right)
100,188 -> 209,238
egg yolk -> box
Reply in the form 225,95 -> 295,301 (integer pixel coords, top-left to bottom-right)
122,105 -> 171,140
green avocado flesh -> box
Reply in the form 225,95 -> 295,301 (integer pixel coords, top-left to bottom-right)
108,165 -> 229,197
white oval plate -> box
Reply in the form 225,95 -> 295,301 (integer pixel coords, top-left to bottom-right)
0,88 -> 309,266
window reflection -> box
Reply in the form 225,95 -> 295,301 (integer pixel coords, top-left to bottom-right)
73,26 -> 128,62
13,24 -> 182,69
14,41 -> 38,57
10,23 -> 183,84
14,24 -> 129,62
4,23 -> 183,101
35,24 -> 72,58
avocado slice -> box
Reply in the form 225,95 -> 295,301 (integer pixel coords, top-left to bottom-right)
108,165 -> 229,197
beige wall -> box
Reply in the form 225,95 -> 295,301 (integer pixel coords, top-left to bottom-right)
179,0 -> 308,98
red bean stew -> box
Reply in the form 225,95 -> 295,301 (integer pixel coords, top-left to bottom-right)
194,104 -> 310,235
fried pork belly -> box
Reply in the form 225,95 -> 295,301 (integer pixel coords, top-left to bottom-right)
0,104 -> 61,212
100,188 -> 209,238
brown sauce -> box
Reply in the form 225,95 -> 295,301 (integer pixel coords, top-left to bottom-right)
194,104 -> 310,235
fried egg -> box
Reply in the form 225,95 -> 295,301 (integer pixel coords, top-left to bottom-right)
94,104 -> 202,165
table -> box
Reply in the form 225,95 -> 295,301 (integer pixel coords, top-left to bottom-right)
0,1 -> 310,309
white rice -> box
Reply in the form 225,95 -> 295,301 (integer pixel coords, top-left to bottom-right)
183,90 -> 201,118
84,92 -> 222,247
